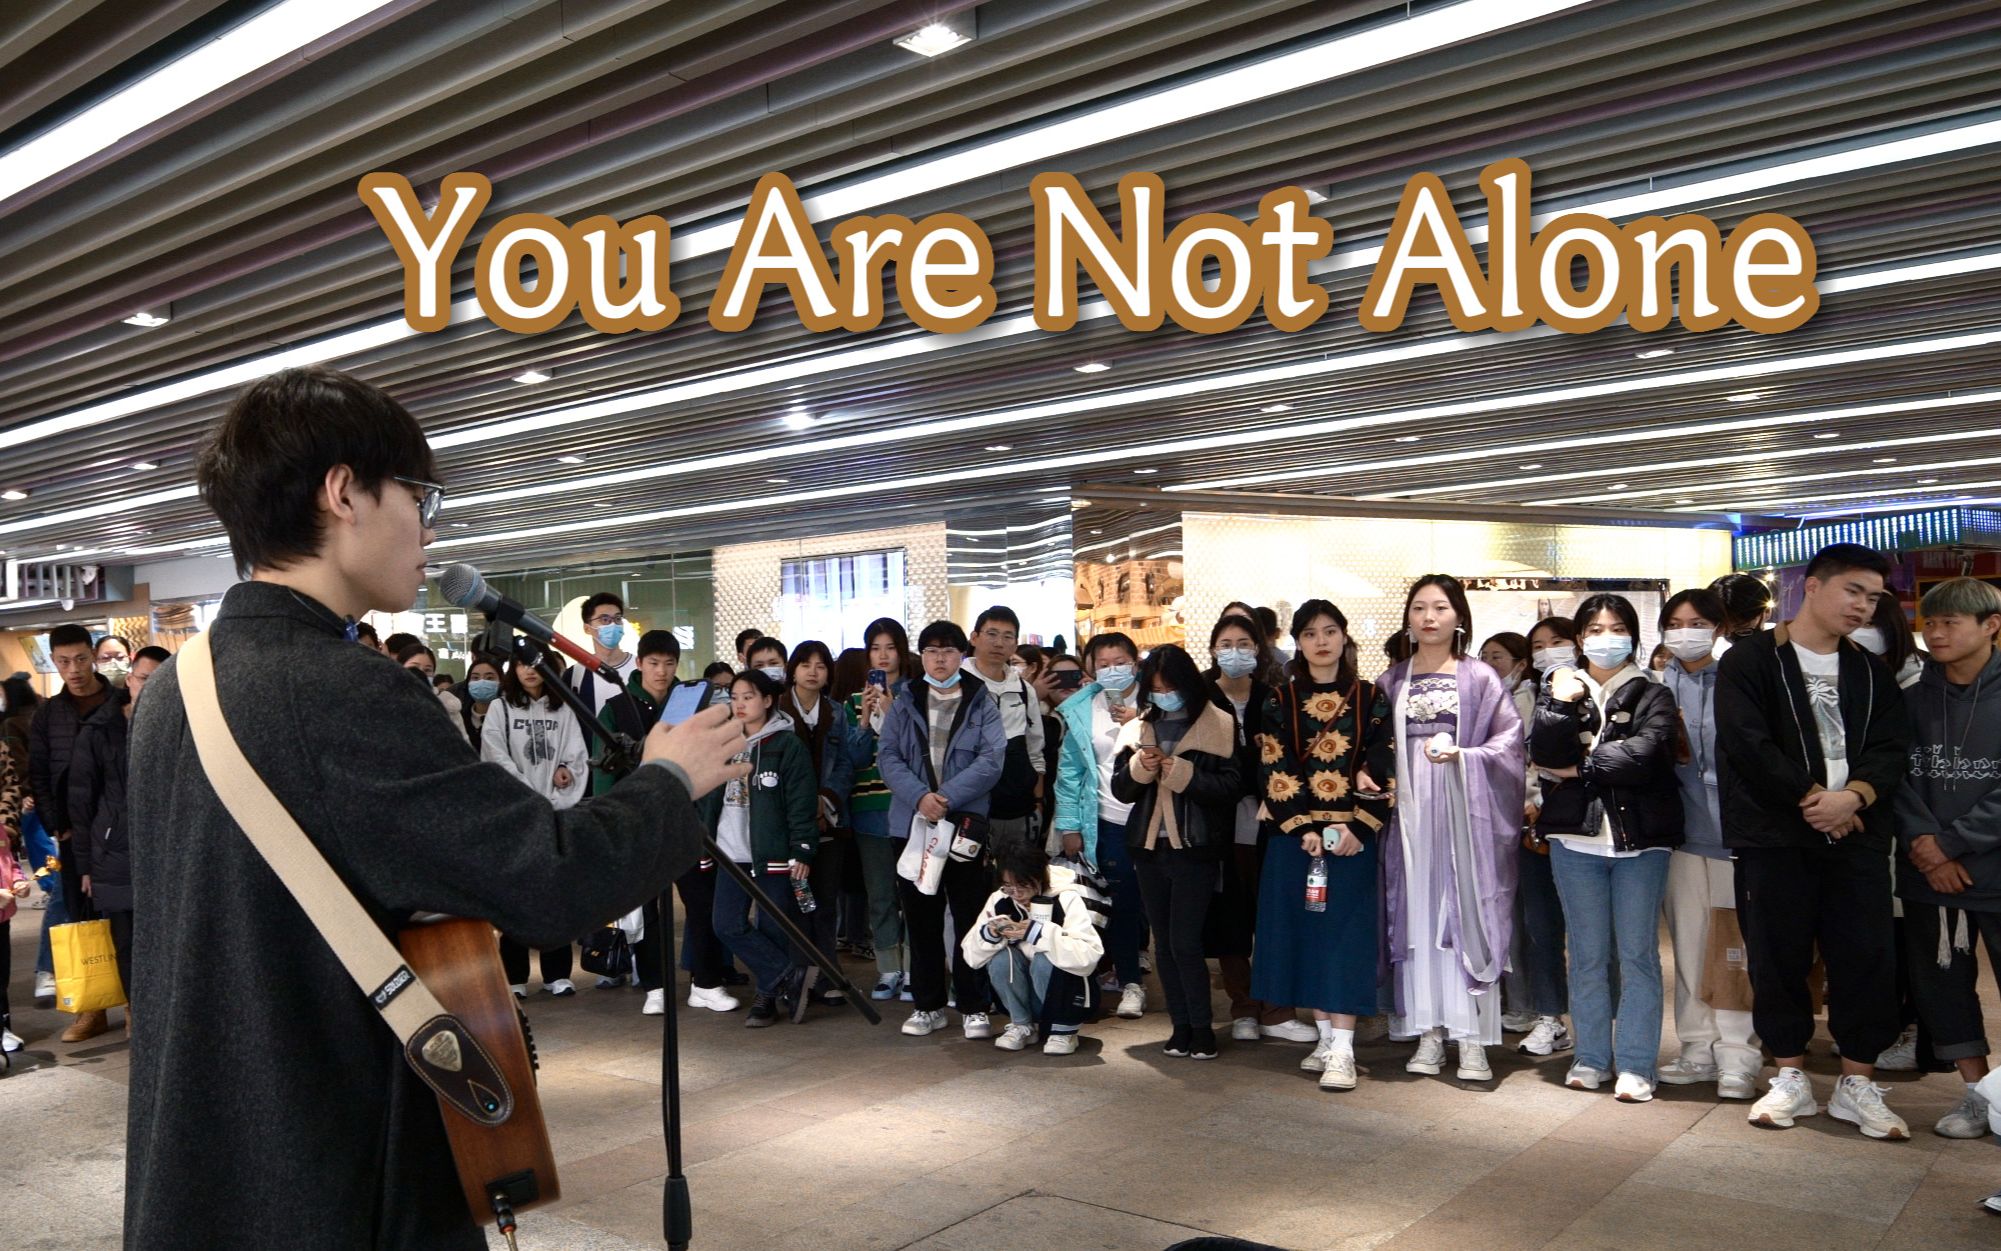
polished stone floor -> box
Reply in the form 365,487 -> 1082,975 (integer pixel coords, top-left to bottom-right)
6,907 -> 2000,1251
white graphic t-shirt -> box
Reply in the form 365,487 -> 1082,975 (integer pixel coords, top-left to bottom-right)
1792,644 -> 1848,791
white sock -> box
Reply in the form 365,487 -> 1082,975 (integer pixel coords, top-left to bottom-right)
1316,1019 -> 1335,1045
1329,1027 -> 1355,1054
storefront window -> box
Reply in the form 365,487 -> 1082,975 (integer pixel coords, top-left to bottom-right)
778,549 -> 904,652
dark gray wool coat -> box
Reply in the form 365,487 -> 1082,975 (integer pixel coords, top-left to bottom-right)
124,582 -> 706,1250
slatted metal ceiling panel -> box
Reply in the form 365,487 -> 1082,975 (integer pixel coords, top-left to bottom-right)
0,0 -> 1996,577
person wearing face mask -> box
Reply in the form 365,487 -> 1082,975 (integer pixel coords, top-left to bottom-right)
567,591 -> 638,720
29,624 -> 113,989
877,621 -> 1006,1039
1653,589 -> 1762,1099
781,639 -> 855,1007
396,642 -> 468,745
1111,644 -> 1242,1060
1853,591 -> 1923,689
744,637 -> 789,689
94,635 -> 133,686
1204,614 -> 1317,1045
846,617 -> 921,1000
1531,594 -> 1683,1104
1052,632 -> 1153,1020
1479,632 -> 1546,1038
456,653 -> 503,743
1511,618 -> 1580,1058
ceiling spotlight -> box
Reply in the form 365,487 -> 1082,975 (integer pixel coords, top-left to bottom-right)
514,369 -> 552,385
556,454 -> 585,465
1637,348 -> 1675,360
782,409 -> 817,430
1394,435 -> 1421,443
1519,463 -> 1543,470
985,444 -> 1013,452
123,308 -> 171,328
1918,478 -> 1939,485
1609,482 -> 1629,490
1132,468 -> 1158,475
1725,392 -> 1763,403
893,16 -> 972,57
1814,431 -> 1840,440
1,489 -> 25,501
1873,457 -> 1898,464
766,477 -> 790,484
1674,498 -> 1693,504
1073,362 -> 1110,374
1261,403 -> 1292,414
133,461 -> 158,471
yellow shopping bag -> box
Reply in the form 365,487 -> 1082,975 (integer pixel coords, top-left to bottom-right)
51,919 -> 126,1014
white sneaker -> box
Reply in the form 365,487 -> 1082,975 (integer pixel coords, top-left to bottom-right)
901,1009 -> 948,1037
1230,1017 -> 1260,1042
1502,1009 -> 1537,1034
1319,1048 -> 1358,1091
595,975 -> 622,989
962,1012 -> 993,1040
1565,1064 -> 1606,1091
509,983 -> 528,1000
1874,1024 -> 1920,1072
1,1028 -> 22,1053
1043,1032 -> 1079,1056
1116,983 -> 1146,1019
1260,1018 -> 1320,1044
1936,1089 -> 1991,1139
1301,1041 -> 1333,1073
687,985 -> 740,1013
642,989 -> 666,1016
1517,1016 -> 1572,1056
1406,1031 -> 1447,1075
546,978 -> 576,997
34,970 -> 55,1003
1718,1072 -> 1759,1101
1615,1073 -> 1655,1103
1749,1068 -> 1819,1129
995,1023 -> 1036,1052
870,971 -> 905,1001
1656,1057 -> 1719,1086
1139,951 -> 1153,974
1455,1041 -> 1493,1082
1830,1075 -> 1910,1140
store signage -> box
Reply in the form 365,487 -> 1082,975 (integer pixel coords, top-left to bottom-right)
359,159 -> 1816,337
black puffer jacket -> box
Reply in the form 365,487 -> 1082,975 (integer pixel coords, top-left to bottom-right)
68,692 -> 132,911
1529,665 -> 1684,852
1111,702 -> 1243,860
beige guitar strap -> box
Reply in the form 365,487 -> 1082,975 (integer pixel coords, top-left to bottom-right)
177,630 -> 513,1124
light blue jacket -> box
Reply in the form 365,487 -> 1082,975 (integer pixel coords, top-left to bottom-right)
1660,658 -> 1724,858
1052,682 -> 1111,860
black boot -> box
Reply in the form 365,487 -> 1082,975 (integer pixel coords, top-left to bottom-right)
1163,1025 -> 1192,1057
745,993 -> 780,1028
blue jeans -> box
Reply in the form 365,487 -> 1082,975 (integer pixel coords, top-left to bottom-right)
987,948 -> 1086,1033
712,864 -> 806,996
1550,841 -> 1671,1081
1095,822 -> 1146,986
1517,845 -> 1570,1017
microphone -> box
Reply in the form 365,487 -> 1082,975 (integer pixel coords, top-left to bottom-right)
438,562 -> 602,674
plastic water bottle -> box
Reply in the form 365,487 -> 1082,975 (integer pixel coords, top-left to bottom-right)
1304,855 -> 1328,912
792,876 -> 818,914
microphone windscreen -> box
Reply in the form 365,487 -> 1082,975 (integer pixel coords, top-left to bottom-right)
437,562 -> 485,610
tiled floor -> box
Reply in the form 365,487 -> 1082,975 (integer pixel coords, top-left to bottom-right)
7,911 -> 2000,1250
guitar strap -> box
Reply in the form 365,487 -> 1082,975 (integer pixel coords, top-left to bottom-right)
177,630 -> 515,1127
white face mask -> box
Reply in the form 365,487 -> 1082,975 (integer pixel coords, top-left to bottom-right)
1849,626 -> 1887,656
1531,644 -> 1577,674
1663,628 -> 1716,663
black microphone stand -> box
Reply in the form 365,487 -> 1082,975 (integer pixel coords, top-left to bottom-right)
505,635 -> 881,1250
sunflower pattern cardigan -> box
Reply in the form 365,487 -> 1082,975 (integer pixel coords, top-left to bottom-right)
1257,676 -> 1396,838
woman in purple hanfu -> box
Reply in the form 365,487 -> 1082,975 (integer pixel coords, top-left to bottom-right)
1376,574 -> 1527,1082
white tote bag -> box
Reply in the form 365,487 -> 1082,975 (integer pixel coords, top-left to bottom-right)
896,814 -> 952,895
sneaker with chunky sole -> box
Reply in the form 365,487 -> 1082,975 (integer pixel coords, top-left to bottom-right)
1407,1031 -> 1447,1075
1043,1032 -> 1079,1056
1260,1018 -> 1319,1044
1455,1041 -> 1493,1082
688,985 -> 740,1013
1301,1042 -> 1333,1073
1718,1072 -> 1759,1101
1936,1089 -> 1991,1139
901,1009 -> 948,1037
1749,1068 -> 1819,1129
1319,1049 -> 1358,1091
1656,1057 -> 1718,1086
1874,1024 -> 1920,1073
1566,1064 -> 1606,1091
1230,1017 -> 1260,1042
1518,1017 -> 1572,1057
1615,1073 -> 1655,1104
1830,1076 -> 1909,1140
1117,984 -> 1147,1019
546,978 -> 577,997
995,1023 -> 1035,1051
1188,1028 -> 1219,1060
641,989 -> 666,1016
870,972 -> 905,1001
961,1012 -> 993,1040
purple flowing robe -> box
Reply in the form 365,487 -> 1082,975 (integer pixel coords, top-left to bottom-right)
1379,657 -> 1527,1001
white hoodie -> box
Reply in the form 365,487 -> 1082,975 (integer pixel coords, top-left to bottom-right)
960,864 -> 1106,977
713,712 -> 796,864
480,695 -> 590,809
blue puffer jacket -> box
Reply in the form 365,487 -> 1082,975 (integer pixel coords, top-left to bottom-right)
876,678 -> 1006,844
1052,682 -> 1108,859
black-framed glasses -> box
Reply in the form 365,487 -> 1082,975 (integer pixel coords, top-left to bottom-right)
394,475 -> 445,527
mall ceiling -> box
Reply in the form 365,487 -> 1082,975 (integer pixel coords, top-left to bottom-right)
0,0 -> 1997,581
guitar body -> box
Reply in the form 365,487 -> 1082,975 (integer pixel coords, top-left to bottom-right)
397,917 -> 560,1220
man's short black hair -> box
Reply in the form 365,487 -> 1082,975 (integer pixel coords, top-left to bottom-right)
382,632 -> 420,656
734,628 -> 763,653
48,624 -> 92,651
1804,542 -> 1892,584
196,367 -> 438,577
636,629 -> 681,661
1086,631 -> 1138,666
134,646 -> 172,666
917,620 -> 969,653
745,636 -> 787,666
581,592 -> 624,621
974,606 -> 1019,635
354,622 -> 380,644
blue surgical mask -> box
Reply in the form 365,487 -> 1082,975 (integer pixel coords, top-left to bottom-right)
1214,647 -> 1259,678
1096,663 -> 1136,693
467,679 -> 500,703
1150,690 -> 1186,713
1581,635 -> 1635,669
924,670 -> 962,690
595,624 -> 623,649
759,664 -> 787,684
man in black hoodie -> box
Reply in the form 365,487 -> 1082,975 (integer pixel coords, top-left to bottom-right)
1895,577 -> 2001,1140
1716,543 -> 1910,1139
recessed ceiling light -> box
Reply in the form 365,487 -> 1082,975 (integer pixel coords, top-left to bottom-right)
1132,468 -> 1157,475
766,477 -> 790,484
1637,348 -> 1675,360
123,309 -> 170,328
133,461 -> 158,471
1814,431 -> 1840,440
1073,362 -> 1110,374
1519,463 -> 1542,470
514,369 -> 552,385
985,444 -> 1012,452
1726,392 -> 1763,403
1674,498 -> 1694,504
1609,482 -> 1629,490
1918,478 -> 1939,484
449,522 -> 470,529
782,410 -> 817,430
1261,403 -> 1292,414
1394,435 -> 1421,443
556,454 -> 585,464
893,18 -> 971,57
1,490 -> 25,501
1873,457 -> 1898,464
1089,529 -> 1102,535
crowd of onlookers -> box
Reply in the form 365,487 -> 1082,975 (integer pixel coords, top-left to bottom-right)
9,544 -> 2001,1177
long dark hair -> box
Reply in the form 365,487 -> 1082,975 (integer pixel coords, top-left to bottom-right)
861,617 -> 919,685
1708,572 -> 1773,638
1204,612 -> 1278,683
1137,644 -> 1227,723
1395,574 -> 1473,660
1287,598 -> 1358,688
500,656 -> 562,710
1572,594 -> 1642,657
